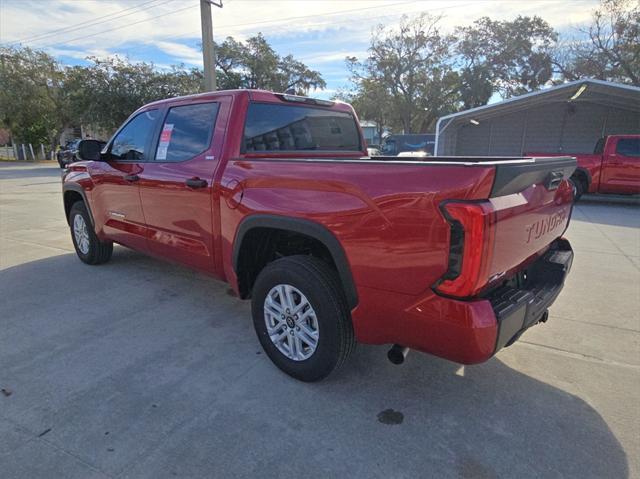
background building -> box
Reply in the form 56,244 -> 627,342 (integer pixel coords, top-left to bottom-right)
360,121 -> 383,147
435,79 -> 640,156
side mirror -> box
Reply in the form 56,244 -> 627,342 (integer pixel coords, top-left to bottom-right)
77,139 -> 106,162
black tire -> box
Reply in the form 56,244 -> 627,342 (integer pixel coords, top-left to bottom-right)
570,176 -> 586,201
69,201 -> 113,265
251,255 -> 356,382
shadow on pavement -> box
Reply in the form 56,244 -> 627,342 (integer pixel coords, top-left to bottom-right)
580,193 -> 640,207
0,251 -> 629,479
574,201 -> 640,228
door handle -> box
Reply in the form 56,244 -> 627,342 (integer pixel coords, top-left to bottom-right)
186,178 -> 208,189
545,170 -> 564,190
124,174 -> 139,182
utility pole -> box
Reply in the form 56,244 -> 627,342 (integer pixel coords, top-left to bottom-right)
200,0 -> 223,92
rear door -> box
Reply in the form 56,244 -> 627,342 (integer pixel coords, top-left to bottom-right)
137,97 -> 230,274
89,109 -> 160,251
600,137 -> 640,194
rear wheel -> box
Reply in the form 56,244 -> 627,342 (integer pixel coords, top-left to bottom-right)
69,201 -> 113,265
251,255 -> 355,382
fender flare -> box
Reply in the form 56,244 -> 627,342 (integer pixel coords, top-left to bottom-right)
572,167 -> 592,188
62,183 -> 95,227
232,214 -> 358,309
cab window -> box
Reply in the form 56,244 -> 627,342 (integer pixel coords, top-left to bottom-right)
616,138 -> 640,157
243,103 -> 361,152
110,110 -> 159,161
155,103 -> 219,162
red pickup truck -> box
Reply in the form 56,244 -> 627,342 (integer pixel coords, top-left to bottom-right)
63,90 -> 576,381
528,135 -> 640,199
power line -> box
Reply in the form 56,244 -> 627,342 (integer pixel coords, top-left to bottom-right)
194,0 -> 418,34
31,2 -> 198,49
17,0 -> 487,62
221,1 -> 476,46
26,0 -> 416,50
5,0 -> 171,46
28,0 -> 179,48
291,2 -> 478,62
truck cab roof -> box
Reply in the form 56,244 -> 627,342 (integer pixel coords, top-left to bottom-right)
143,89 -> 352,113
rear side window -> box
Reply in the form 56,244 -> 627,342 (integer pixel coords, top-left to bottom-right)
243,103 -> 361,152
111,110 -> 159,161
616,138 -> 639,157
155,102 -> 219,162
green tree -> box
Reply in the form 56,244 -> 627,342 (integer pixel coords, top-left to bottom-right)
276,54 -> 325,94
335,77 -> 394,142
455,16 -> 558,107
345,14 -> 459,133
67,56 -> 202,132
215,36 -> 246,90
1,37 -> 323,146
214,34 -> 325,94
553,0 -> 639,85
0,47 -> 70,146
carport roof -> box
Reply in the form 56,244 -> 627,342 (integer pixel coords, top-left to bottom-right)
437,79 -> 640,127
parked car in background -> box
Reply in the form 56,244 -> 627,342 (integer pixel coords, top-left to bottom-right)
528,135 -> 640,199
381,133 -> 436,156
57,139 -> 81,168
62,89 -> 576,381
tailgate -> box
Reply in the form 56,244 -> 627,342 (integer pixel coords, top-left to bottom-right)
488,157 -> 576,280
436,156 -> 576,298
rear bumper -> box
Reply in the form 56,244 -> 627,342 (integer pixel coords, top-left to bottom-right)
351,238 -> 573,364
488,238 -> 573,352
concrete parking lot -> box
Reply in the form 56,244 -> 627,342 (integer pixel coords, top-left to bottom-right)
1,162 -> 639,479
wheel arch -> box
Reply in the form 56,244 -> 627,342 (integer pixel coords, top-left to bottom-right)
571,167 -> 591,189
232,215 -> 358,310
63,184 -> 94,227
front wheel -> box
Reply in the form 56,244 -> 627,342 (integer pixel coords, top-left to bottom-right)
69,201 -> 113,265
570,176 -> 586,201
251,255 -> 355,382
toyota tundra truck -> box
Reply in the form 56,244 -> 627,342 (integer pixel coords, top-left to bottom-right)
62,89 -> 576,381
528,134 -> 640,199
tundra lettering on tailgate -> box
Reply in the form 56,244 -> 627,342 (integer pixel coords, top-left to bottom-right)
525,206 -> 570,244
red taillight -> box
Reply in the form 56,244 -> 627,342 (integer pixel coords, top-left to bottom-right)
436,201 -> 496,298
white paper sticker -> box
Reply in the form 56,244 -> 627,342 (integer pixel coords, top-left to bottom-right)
156,123 -> 174,160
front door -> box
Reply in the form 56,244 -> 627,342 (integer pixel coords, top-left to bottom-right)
89,109 -> 160,251
600,137 -> 640,194
137,98 -> 228,274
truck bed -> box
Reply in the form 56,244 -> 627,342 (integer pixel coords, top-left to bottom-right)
245,155 -> 577,198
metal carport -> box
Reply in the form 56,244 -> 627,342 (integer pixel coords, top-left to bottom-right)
435,79 -> 640,156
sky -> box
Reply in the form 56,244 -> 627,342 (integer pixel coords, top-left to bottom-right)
0,0 -> 600,99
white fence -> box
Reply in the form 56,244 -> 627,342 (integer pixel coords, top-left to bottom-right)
0,146 -> 16,159
0,144 -> 54,161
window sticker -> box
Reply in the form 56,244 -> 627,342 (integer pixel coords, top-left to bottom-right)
156,123 -> 174,160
